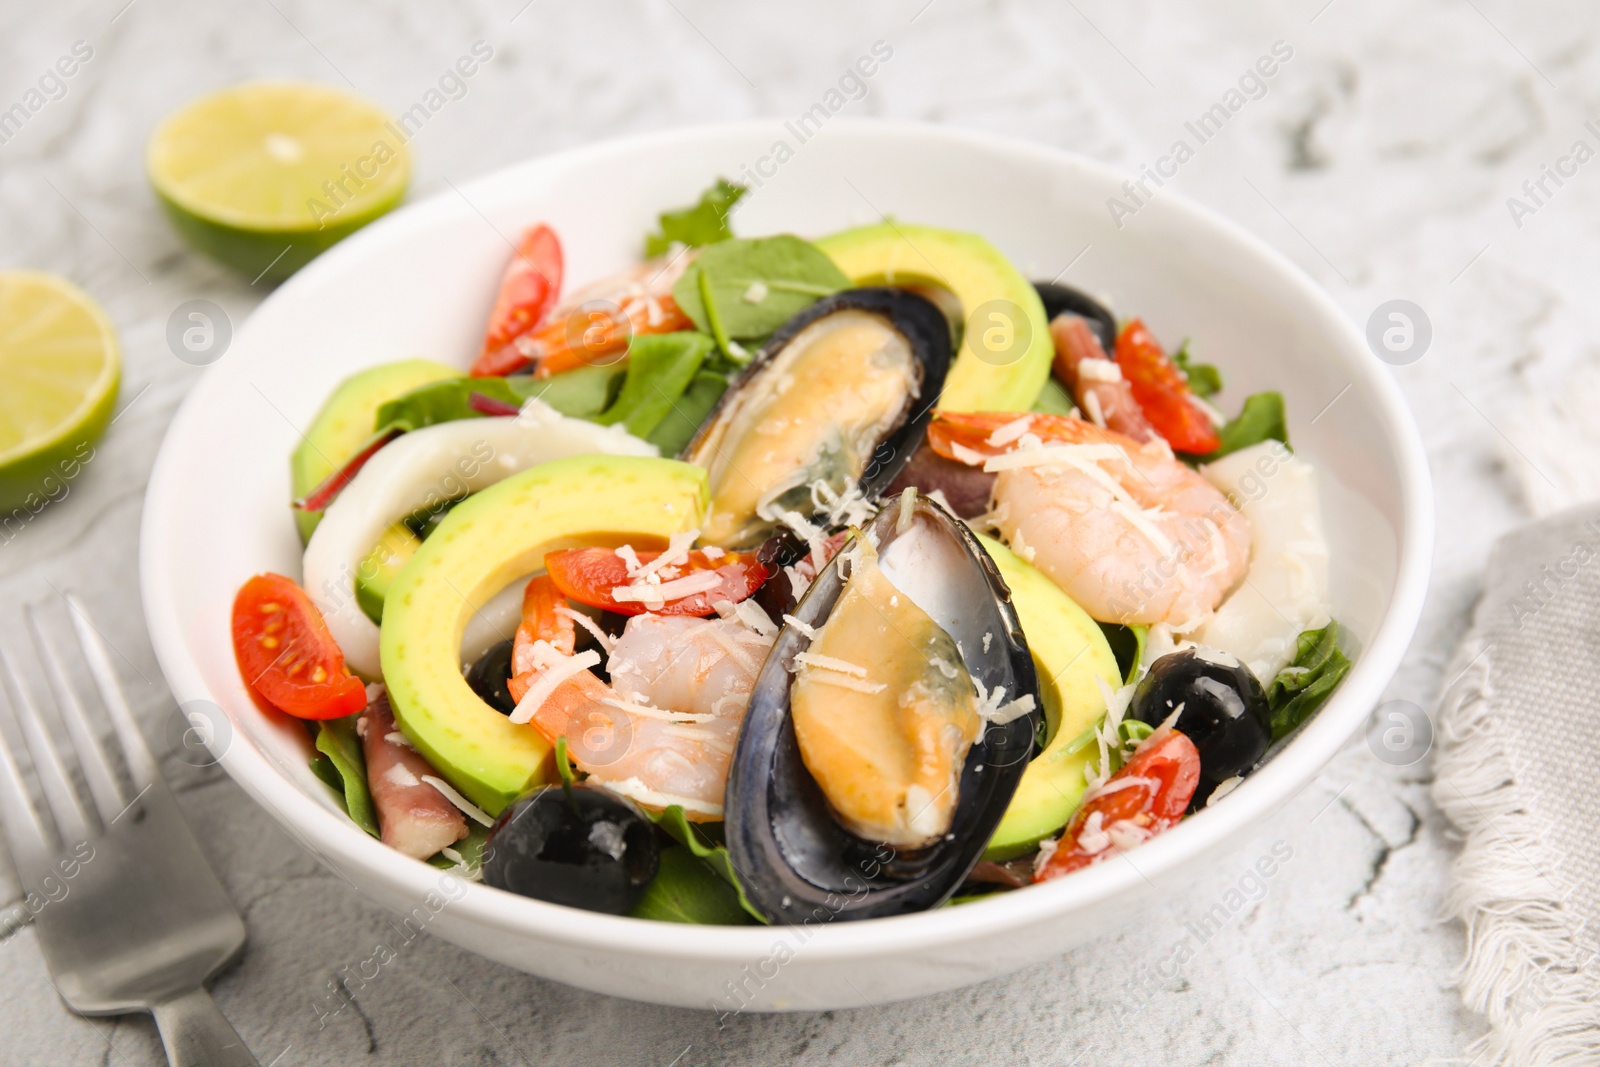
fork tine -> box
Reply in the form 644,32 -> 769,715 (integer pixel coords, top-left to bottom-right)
0,644 -> 92,845
27,607 -> 125,825
0,691 -> 50,880
63,593 -> 159,788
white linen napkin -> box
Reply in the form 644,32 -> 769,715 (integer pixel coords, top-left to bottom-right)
1434,500 -> 1600,1064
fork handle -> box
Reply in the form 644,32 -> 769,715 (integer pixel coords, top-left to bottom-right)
152,987 -> 261,1067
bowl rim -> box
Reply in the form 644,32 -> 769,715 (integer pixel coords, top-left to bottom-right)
140,116 -> 1433,967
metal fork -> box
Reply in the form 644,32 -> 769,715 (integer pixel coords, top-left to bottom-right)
0,595 -> 260,1067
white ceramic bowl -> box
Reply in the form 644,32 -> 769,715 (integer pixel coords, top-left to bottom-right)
141,120 -> 1432,1011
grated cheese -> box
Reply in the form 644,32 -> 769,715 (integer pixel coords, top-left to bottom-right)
384,763 -> 420,788
732,599 -> 778,638
508,648 -> 602,724
742,281 -> 769,303
612,569 -> 724,604
801,670 -> 888,695
782,613 -> 817,638
384,731 -> 415,750
600,696 -> 714,723
1083,390 -> 1106,427
897,486 -> 917,534
794,651 -> 868,677
705,621 -> 762,674
627,530 -> 700,583
421,775 -> 495,826
949,441 -> 987,466
601,777 -> 723,818
986,414 -> 1035,447
1077,358 -> 1122,382
1111,500 -> 1174,555
557,605 -> 616,653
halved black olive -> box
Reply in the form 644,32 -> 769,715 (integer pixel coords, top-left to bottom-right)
482,784 -> 659,915
1131,649 -> 1269,808
1032,281 -> 1117,353
465,638 -> 516,715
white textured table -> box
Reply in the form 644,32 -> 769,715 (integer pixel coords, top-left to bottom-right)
6,0 -> 1572,1060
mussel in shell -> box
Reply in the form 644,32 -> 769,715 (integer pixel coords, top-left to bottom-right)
1033,281 -> 1117,353
724,492 -> 1042,922
683,288 -> 952,549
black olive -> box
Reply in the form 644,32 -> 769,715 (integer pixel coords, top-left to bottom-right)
465,638 -> 517,715
1131,649 -> 1269,809
1032,281 -> 1117,353
482,784 -> 660,914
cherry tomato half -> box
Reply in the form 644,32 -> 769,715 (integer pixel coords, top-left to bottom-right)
1114,319 -> 1221,455
544,547 -> 770,616
471,224 -> 564,377
1033,728 -> 1200,882
231,573 -> 367,720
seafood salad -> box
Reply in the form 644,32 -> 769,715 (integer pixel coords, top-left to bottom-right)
230,180 -> 1352,924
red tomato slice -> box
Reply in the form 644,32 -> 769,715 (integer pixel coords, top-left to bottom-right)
471,224 -> 563,377
544,547 -> 770,616
231,574 -> 367,720
1114,319 -> 1221,455
1033,729 -> 1200,882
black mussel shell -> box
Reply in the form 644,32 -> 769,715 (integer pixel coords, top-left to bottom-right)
681,288 -> 952,546
725,493 -> 1042,923
1032,281 -> 1117,354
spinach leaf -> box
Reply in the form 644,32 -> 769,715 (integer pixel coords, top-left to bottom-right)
597,331 -> 716,439
644,178 -> 746,257
646,369 -> 729,455
1200,391 -> 1288,462
374,377 -> 521,433
1031,377 -> 1077,417
1171,340 -> 1223,398
672,235 -> 851,342
314,716 -> 379,837
507,363 -> 626,419
1266,623 -> 1352,739
428,824 -> 488,873
629,846 -> 756,925
652,805 -> 767,922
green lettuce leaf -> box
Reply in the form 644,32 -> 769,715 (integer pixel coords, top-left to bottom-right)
629,846 -> 756,924
644,178 -> 746,257
672,235 -> 851,342
597,331 -> 717,440
507,363 -> 626,419
1171,340 -> 1223,398
1266,623 -> 1352,739
1200,391 -> 1288,462
374,377 -> 521,433
651,805 -> 767,923
646,369 -> 729,455
314,717 -> 379,837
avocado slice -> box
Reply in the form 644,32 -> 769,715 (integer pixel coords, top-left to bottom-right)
355,522 -> 421,624
815,223 -> 1052,413
290,358 -> 462,541
380,455 -> 709,814
978,534 -> 1122,861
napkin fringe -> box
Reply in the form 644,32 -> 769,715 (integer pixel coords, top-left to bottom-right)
1433,641 -> 1600,1066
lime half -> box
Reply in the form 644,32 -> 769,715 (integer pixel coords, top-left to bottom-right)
0,272 -> 120,515
147,81 -> 409,285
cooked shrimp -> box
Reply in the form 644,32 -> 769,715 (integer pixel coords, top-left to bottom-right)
506,581 -> 773,819
929,412 -> 1250,628
530,253 -> 697,377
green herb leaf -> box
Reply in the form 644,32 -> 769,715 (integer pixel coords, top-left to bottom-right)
1199,391 -> 1289,462
629,846 -> 757,924
314,716 -> 379,837
596,331 -> 716,440
1266,623 -> 1353,739
427,824 -> 488,873
672,235 -> 851,341
1171,340 -> 1223,398
1031,377 -> 1077,417
374,377 -> 521,434
646,369 -> 729,455
651,805 -> 767,923
507,363 -> 626,419
644,178 -> 746,258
